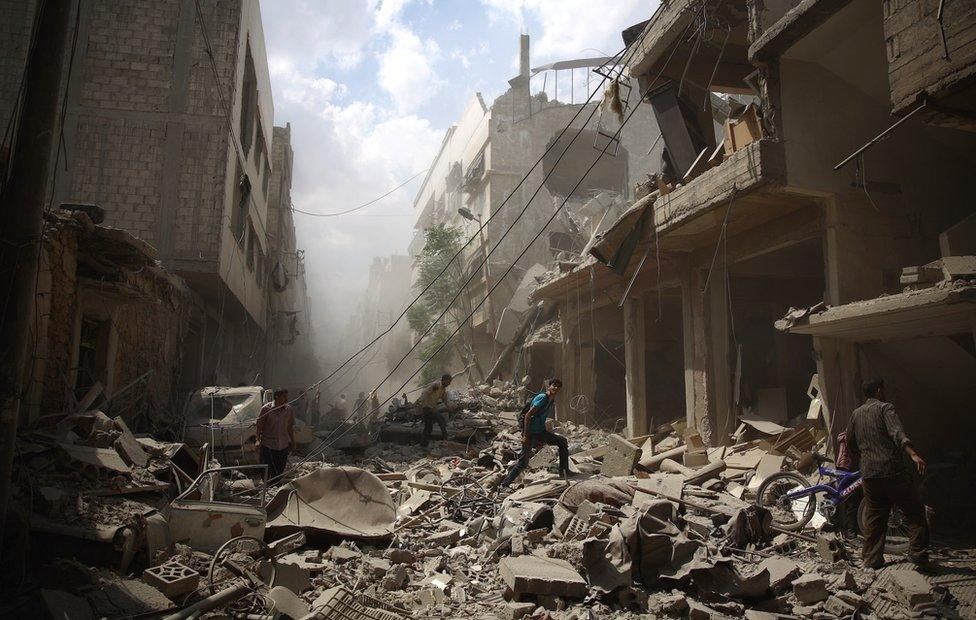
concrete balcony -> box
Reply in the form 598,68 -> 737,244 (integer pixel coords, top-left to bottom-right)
652,138 -> 821,252
627,1 -> 754,95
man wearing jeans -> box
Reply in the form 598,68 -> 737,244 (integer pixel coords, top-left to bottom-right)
255,389 -> 294,480
845,378 -> 929,568
501,379 -> 569,487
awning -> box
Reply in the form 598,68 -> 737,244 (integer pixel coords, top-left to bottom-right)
777,282 -> 976,341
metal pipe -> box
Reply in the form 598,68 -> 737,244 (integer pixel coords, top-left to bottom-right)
163,582 -> 251,620
832,101 -> 926,170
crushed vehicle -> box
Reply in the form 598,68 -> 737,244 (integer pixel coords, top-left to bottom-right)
180,386 -> 314,462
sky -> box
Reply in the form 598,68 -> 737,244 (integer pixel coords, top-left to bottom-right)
261,0 -> 654,357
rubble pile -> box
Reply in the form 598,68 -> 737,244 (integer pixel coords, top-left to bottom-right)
14,397 -> 971,619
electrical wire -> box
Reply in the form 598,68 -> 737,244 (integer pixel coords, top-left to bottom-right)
286,16 -> 695,475
289,168 -> 428,217
272,42 -> 637,418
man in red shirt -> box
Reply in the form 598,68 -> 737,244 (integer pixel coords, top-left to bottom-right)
256,389 -> 294,480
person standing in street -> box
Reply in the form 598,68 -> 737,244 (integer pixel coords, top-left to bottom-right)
501,379 -> 570,487
845,378 -> 929,568
256,389 -> 294,480
416,373 -> 452,447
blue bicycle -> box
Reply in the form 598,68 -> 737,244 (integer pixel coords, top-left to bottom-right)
756,454 -> 910,553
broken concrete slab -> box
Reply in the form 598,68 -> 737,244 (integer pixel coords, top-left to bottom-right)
266,467 -> 396,539
498,555 -> 587,599
268,585 -> 311,619
59,443 -> 132,474
600,434 -> 642,476
889,569 -> 935,608
112,417 -> 149,467
757,556 -> 801,591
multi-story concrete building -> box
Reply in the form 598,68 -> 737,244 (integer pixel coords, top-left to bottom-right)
411,35 -> 660,379
2,0 -> 306,395
533,0 -> 976,460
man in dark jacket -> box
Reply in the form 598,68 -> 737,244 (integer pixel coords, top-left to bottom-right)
845,378 -> 928,568
501,379 -> 569,487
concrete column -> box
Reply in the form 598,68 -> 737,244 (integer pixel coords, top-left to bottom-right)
623,297 -> 648,437
681,267 -> 710,441
707,268 -> 732,446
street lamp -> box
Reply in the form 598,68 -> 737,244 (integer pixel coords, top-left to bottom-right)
458,207 -> 497,336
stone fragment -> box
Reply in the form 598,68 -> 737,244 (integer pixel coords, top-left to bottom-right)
364,556 -> 391,579
498,555 -> 587,599
646,591 -> 688,616
816,532 -> 844,562
792,573 -> 828,604
385,548 -> 415,565
688,599 -> 722,619
382,565 -> 408,591
600,434 -> 642,476
497,601 -> 536,620
824,594 -> 856,617
889,569 -> 935,608
141,561 -> 199,599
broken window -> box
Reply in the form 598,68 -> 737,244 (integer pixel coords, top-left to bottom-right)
76,315 -> 110,400
231,164 -> 249,247
239,41 -> 257,156
246,220 -> 256,271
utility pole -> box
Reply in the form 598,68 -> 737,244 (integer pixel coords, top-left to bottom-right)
0,0 -> 74,550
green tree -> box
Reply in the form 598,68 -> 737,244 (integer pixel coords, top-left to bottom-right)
408,224 -> 470,386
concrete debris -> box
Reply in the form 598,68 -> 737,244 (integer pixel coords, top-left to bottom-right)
10,386 -> 971,619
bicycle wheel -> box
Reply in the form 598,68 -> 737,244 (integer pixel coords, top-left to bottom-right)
857,498 -> 911,554
756,472 -> 817,531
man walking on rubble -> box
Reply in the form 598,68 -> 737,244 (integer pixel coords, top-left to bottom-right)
845,378 -> 929,568
501,378 -> 570,487
256,389 -> 294,480
417,373 -> 453,447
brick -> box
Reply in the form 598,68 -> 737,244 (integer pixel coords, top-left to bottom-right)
498,555 -> 587,599
142,561 -> 199,599
791,573 -> 828,604
600,434 -> 642,476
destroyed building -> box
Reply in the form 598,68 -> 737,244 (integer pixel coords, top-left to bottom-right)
410,35 -> 661,377
1,0 -> 316,396
525,0 -> 976,461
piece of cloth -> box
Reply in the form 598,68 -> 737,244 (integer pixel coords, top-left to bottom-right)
860,473 -> 928,567
416,380 -> 447,409
420,407 -> 446,446
526,393 -> 554,434
261,445 -> 290,479
845,398 -> 911,479
259,403 -> 294,451
501,430 -> 568,486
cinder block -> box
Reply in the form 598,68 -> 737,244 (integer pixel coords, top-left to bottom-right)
498,555 -> 587,599
142,561 -> 199,599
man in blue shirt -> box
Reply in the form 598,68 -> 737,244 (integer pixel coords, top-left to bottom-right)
501,379 -> 569,487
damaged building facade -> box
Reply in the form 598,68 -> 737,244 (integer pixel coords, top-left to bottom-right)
411,35 -> 660,379
1,0 -> 316,427
529,0 -> 976,462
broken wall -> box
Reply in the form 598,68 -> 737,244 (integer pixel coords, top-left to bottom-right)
24,214 -> 196,431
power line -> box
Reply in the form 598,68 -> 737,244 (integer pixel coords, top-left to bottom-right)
295,12 -> 698,470
282,26 -> 674,476
290,169 -> 428,217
